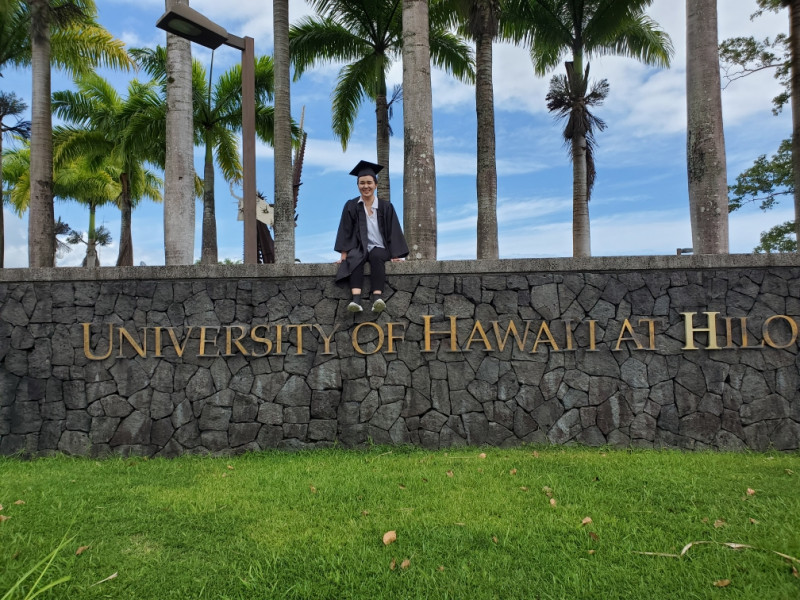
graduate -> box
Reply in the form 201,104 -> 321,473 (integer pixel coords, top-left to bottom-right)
334,160 -> 409,313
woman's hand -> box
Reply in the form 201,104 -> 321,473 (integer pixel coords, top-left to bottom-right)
390,257 -> 404,262
336,252 -> 347,264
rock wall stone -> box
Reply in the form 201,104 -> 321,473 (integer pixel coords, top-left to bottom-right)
1,256 -> 798,456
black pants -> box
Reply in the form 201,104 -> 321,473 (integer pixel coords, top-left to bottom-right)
348,246 -> 390,292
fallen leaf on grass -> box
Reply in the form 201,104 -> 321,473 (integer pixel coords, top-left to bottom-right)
520,486 -> 529,492
454,522 -> 465,527
589,532 -> 599,541
550,498 -> 557,507
76,546 -> 90,556
221,473 -> 227,478
746,488 -> 756,496
227,465 -> 234,470
14,500 -> 24,505
786,469 -> 794,475
361,510 -> 369,516
702,517 -> 709,524
400,559 -> 410,569
309,486 -> 317,494
383,531 -> 397,546
0,515 -> 10,523
713,520 -> 726,529
390,558 -> 396,571
532,451 -> 540,458
422,478 -> 428,483
713,580 -> 731,588
588,550 -> 595,555
636,541 -> 800,566
581,517 -> 593,527
492,536 -> 498,544
479,453 -> 487,459
438,566 -> 445,572
542,486 -> 553,496
398,484 -> 406,490
749,518 -> 759,524
446,470 -> 454,478
90,572 -> 118,587
792,566 -> 799,578
509,469 -> 517,476
0,504 -> 3,511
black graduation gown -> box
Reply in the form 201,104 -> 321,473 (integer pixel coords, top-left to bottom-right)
334,197 -> 409,284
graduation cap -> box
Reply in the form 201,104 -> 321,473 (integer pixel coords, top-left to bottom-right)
349,160 -> 384,179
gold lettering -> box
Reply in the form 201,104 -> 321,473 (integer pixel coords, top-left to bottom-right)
587,320 -> 598,351
153,326 -> 164,357
250,325 -> 273,357
762,315 -> 798,349
739,317 -> 760,348
167,327 -> 194,358
225,326 -> 249,356
199,327 -> 220,357
352,322 -> 384,355
465,320 -> 493,351
614,319 -> 643,351
681,312 -> 721,350
275,324 -> 284,355
314,324 -> 338,355
532,321 -> 559,353
563,320 -> 575,351
491,320 -> 530,352
118,326 -> 146,357
82,323 -> 114,360
423,315 -> 459,352
288,324 -> 312,355
386,322 -> 405,354
638,318 -> 662,351
723,317 -> 736,349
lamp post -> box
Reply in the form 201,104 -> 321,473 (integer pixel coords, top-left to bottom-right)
156,4 -> 257,264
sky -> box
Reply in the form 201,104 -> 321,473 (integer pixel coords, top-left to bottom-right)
0,0 -> 794,267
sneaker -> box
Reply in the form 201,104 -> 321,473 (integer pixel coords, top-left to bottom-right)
371,298 -> 386,313
347,301 -> 363,313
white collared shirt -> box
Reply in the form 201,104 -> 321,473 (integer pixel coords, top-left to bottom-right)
358,197 -> 385,252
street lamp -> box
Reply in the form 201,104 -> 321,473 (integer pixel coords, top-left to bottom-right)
156,4 -> 257,264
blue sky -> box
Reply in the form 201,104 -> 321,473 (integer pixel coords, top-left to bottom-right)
1,0 -> 793,267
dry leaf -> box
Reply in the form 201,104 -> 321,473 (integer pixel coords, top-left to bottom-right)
701,517 -> 709,524
532,451 -> 540,458
0,504 -> 3,511
454,522 -> 465,526
446,470 -> 454,478
390,558 -> 396,571
90,572 -> 118,587
600,453 -> 607,457
309,486 -> 317,494
549,498 -> 557,507
398,484 -> 406,489
76,546 -> 90,556
477,468 -> 483,473
786,469 -> 794,475
383,530 -> 397,546
713,580 -> 731,588
581,517 -> 593,527
713,519 -> 726,529
221,473 -> 227,478
520,486 -> 529,492
588,549 -> 595,555
749,518 -> 759,524
589,532 -> 599,541
746,488 -> 756,496
400,559 -> 410,570
422,478 -> 428,483
479,453 -> 487,459
492,536 -> 498,544
0,515 -> 10,523
227,465 -> 234,470
542,486 -> 553,496
438,566 -> 445,572
509,468 -> 517,476
361,510 -> 369,516
14,500 -> 24,505
792,566 -> 799,578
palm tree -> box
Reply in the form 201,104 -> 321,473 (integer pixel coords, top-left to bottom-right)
290,0 -> 474,203
133,46 -> 279,265
505,0 -> 672,257
11,0 -> 132,267
164,0 -> 195,266
686,0 -> 728,254
781,0 -> 800,248
52,73 -> 164,266
446,0 -> 501,259
274,0 -> 294,264
0,92 -> 31,268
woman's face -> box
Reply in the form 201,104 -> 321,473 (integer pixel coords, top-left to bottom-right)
357,175 -> 376,198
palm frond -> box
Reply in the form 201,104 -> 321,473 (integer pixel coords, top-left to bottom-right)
331,59 -> 371,148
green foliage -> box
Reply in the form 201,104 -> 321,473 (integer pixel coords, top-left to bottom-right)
1,448 -> 799,599
729,138 -> 792,212
719,35 -> 789,114
755,221 -> 797,253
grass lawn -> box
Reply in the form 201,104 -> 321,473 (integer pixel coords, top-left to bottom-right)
1,446 -> 799,599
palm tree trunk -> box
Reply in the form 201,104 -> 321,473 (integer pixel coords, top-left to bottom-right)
116,173 -> 133,266
572,129 -> 591,257
200,137 -> 218,264
273,0 -> 295,264
29,0 -> 55,268
787,0 -> 800,248
164,0 -> 195,265
85,202 -> 98,268
686,0 -> 729,254
475,19 -> 498,260
0,134 -> 4,268
376,75 -> 391,202
402,0 -> 437,260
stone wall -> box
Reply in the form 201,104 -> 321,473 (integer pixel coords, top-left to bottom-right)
1,255 -> 799,456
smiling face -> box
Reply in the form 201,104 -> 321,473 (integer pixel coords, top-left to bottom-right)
357,175 -> 376,200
